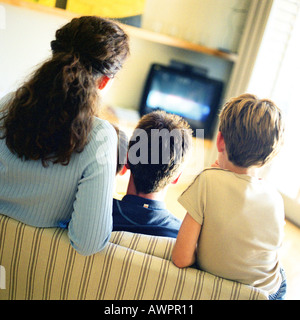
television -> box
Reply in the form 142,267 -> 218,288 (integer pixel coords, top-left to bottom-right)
139,62 -> 224,139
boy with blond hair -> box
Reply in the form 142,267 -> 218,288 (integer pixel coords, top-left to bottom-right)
172,94 -> 286,299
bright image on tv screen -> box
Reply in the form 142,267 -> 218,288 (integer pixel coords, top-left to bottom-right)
147,90 -> 210,121
145,70 -> 214,122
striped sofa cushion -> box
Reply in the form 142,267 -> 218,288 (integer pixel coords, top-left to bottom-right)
110,231 -> 175,261
0,214 -> 268,300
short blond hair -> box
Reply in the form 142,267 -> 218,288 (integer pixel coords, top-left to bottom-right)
219,93 -> 284,168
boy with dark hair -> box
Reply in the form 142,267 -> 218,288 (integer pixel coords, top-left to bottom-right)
113,110 -> 193,238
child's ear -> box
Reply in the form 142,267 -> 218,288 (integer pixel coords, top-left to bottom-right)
125,163 -> 130,169
171,172 -> 182,185
125,153 -> 130,170
119,165 -> 128,176
98,75 -> 111,90
216,131 -> 226,153
118,153 -> 129,175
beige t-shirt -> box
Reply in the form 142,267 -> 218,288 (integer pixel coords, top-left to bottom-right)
178,168 -> 285,294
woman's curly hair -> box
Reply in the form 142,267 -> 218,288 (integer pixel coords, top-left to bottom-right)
0,16 -> 129,166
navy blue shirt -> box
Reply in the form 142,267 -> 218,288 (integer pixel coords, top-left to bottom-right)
112,195 -> 182,238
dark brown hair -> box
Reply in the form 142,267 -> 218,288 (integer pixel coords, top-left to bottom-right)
0,16 -> 129,166
128,111 -> 193,194
219,93 -> 284,168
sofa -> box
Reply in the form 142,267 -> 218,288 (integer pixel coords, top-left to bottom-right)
0,214 -> 268,300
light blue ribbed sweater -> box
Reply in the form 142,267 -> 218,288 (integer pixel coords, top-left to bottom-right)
0,94 -> 117,255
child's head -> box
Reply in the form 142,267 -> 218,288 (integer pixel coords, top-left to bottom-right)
219,93 -> 284,168
127,110 -> 193,194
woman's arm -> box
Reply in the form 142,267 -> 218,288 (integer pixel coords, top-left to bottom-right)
172,212 -> 201,268
68,122 -> 117,256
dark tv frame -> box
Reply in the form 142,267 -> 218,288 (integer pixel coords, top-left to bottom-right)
139,63 -> 224,139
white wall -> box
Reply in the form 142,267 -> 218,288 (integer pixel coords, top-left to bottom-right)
142,0 -> 250,52
0,2 -> 232,110
247,0 -> 300,225
0,3 -> 69,98
105,37 -> 232,110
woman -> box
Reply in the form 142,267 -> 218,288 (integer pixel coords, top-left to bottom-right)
0,16 -> 129,255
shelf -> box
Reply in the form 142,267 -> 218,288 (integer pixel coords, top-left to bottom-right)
2,0 -> 238,63
1,0 -> 78,19
121,23 -> 238,63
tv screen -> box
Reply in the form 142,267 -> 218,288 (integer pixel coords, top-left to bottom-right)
139,63 -> 224,138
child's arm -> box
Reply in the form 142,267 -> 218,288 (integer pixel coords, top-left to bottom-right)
172,212 -> 201,268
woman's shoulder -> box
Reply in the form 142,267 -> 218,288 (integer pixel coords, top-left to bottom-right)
0,92 -> 14,114
83,116 -> 117,154
92,116 -> 116,135
71,117 -> 117,167
88,116 -> 117,141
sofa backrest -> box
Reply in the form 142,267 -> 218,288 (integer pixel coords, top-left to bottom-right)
0,214 -> 268,300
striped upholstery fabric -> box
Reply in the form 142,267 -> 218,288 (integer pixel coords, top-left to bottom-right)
109,231 -> 175,261
0,214 -> 268,300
